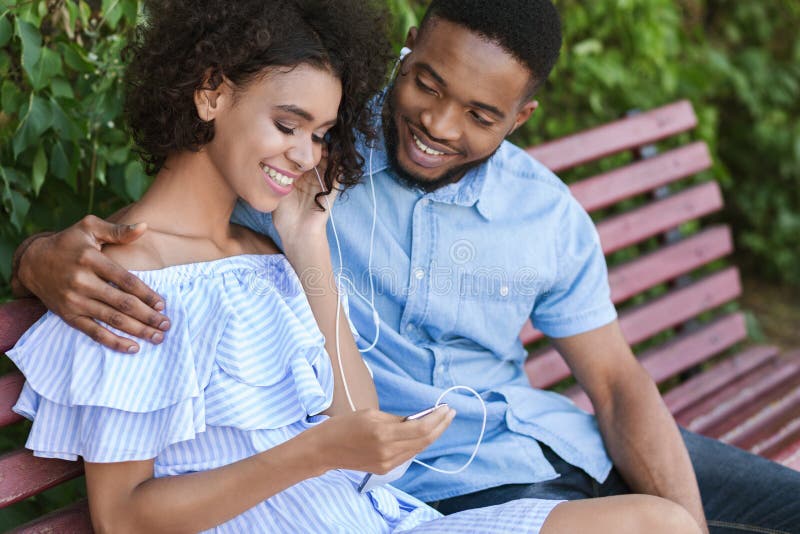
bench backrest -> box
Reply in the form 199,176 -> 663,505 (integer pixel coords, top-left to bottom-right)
520,102 -> 800,463
520,100 -> 741,396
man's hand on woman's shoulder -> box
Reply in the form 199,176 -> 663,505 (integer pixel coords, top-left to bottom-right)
13,214 -> 171,354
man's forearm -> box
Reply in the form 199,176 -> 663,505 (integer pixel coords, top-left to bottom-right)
597,371 -> 708,533
10,232 -> 55,298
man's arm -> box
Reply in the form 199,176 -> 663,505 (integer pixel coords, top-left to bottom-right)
11,214 -> 170,353
552,320 -> 708,534
10,232 -> 54,298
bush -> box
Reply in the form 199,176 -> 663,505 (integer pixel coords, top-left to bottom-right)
0,0 -> 145,295
1,1 -> 799,297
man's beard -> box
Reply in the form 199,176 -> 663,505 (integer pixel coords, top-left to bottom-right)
381,93 -> 497,193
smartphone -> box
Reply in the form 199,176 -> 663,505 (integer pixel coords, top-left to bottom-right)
403,404 -> 446,421
357,405 -> 446,494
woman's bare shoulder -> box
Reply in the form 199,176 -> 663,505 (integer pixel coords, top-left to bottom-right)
102,231 -> 168,271
231,224 -> 282,256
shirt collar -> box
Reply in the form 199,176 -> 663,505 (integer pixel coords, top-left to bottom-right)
360,114 -> 497,221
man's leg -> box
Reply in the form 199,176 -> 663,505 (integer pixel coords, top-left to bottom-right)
595,429 -> 800,533
679,429 -> 800,534
430,446 -> 595,515
433,431 -> 800,533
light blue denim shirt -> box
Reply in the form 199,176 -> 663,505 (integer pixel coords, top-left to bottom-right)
232,131 -> 618,502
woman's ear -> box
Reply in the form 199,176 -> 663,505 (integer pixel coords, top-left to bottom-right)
194,70 -> 228,122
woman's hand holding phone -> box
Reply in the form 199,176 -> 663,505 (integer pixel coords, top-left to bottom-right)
306,405 -> 455,476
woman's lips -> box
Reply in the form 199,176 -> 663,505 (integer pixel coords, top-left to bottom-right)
260,163 -> 295,195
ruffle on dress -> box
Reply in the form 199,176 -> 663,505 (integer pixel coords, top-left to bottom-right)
7,255 -> 333,462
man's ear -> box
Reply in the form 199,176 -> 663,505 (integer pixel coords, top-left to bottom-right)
509,100 -> 539,136
194,70 -> 229,122
404,26 -> 418,51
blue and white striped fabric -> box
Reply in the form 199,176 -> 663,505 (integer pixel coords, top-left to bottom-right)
8,254 -> 562,532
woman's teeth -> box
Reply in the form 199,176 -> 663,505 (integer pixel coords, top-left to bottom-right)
261,163 -> 294,187
412,133 -> 446,156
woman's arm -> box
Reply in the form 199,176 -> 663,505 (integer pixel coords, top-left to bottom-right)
272,171 -> 379,414
85,432 -> 322,534
281,234 -> 379,414
85,408 -> 453,533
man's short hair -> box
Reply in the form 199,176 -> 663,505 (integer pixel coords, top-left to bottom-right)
420,0 -> 562,96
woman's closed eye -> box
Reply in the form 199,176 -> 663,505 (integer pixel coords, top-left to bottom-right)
275,121 -> 296,135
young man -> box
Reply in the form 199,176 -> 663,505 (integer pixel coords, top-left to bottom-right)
12,1 -> 800,532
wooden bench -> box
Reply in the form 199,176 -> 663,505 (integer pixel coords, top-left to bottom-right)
1,100 -> 798,531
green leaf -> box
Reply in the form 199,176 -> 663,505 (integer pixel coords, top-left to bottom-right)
124,159 -> 148,200
49,139 -> 70,181
50,77 -> 75,99
59,42 -> 94,73
30,47 -> 63,91
102,0 -> 123,29
2,188 -> 31,232
12,95 -> 52,157
0,80 -> 22,115
78,1 -> 92,29
14,19 -> 42,82
32,145 -> 47,195
0,49 -> 10,76
49,97 -> 81,141
0,14 -> 12,48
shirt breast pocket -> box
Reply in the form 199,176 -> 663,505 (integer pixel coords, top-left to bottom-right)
453,271 -> 539,355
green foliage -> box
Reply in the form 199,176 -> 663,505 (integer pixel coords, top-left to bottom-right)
0,0 -> 145,289
2,1 -> 796,296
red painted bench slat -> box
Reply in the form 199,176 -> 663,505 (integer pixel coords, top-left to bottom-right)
773,440 -> 800,470
566,312 -> 748,412
663,345 -> 780,415
8,499 -> 92,534
596,181 -> 724,255
677,355 -> 800,433
570,142 -> 713,212
0,299 -> 46,354
0,449 -> 84,507
750,417 -> 800,459
720,386 -> 800,450
618,266 -> 740,344
0,372 -> 25,427
520,225 -> 735,345
526,267 -> 742,388
527,100 -> 698,172
608,225 -> 733,304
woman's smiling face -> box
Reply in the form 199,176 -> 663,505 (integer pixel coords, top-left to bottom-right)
197,64 -> 342,212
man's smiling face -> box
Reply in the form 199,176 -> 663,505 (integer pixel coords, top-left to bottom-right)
384,17 -> 538,191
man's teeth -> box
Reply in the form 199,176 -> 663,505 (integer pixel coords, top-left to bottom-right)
261,164 -> 294,187
412,133 -> 446,156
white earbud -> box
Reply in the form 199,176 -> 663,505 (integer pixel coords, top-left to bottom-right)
399,46 -> 412,60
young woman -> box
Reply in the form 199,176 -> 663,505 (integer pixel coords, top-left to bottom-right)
7,0 -> 566,532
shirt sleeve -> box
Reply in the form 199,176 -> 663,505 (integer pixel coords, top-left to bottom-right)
531,196 -> 617,338
230,200 -> 283,248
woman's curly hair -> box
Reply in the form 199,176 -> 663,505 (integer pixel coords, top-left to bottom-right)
124,0 -> 392,202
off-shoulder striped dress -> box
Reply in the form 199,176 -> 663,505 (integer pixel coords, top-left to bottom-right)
8,254 -> 561,533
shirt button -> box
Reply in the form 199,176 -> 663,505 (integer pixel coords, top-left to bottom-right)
414,268 -> 425,280
499,285 -> 510,297
406,324 -> 415,333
